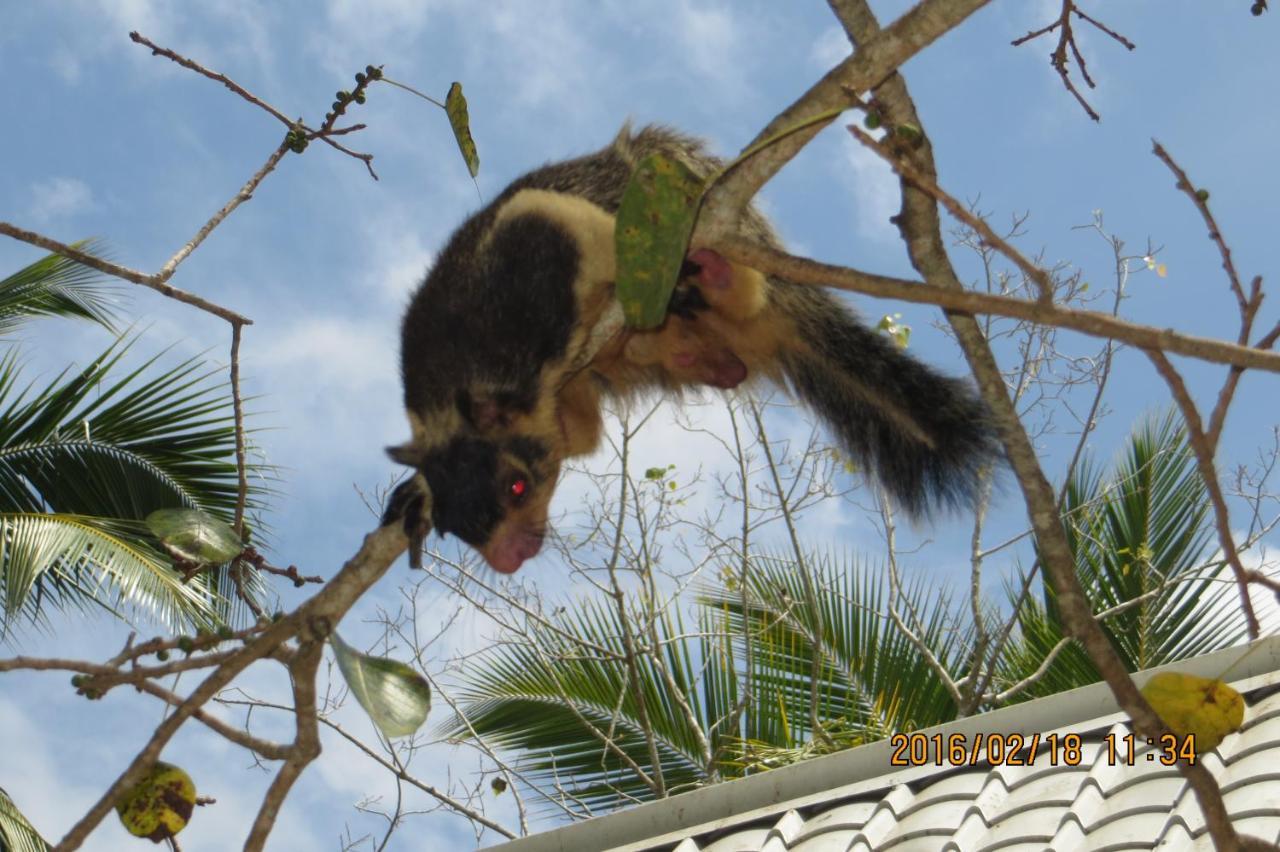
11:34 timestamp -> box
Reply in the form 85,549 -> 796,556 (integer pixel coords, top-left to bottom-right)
1106,732 -> 1198,765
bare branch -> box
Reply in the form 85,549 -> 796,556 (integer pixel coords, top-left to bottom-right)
846,122 -> 1055,302
1144,350 -> 1262,636
0,222 -> 251,325
51,522 -> 408,850
718,238 -> 1280,374
697,0 -> 992,244
835,2 -> 1245,847
1010,2 -> 1135,121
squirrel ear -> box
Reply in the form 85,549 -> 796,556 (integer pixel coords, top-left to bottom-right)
456,390 -> 512,432
386,443 -> 424,467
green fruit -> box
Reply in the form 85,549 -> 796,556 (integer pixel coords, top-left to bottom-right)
156,648 -> 171,662
116,762 -> 197,842
1195,188 -> 1210,202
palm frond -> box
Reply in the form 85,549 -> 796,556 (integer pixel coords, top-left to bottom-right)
0,787 -> 51,852
699,549 -> 966,744
437,596 -> 727,813
0,336 -> 273,632
0,241 -> 119,336
441,547 -> 969,816
1002,411 -> 1244,697
0,513 -> 229,634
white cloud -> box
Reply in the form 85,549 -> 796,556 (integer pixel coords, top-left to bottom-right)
49,46 -> 83,83
840,135 -> 901,244
673,3 -> 741,86
486,5 -> 598,107
42,1 -> 276,88
0,697 -> 98,844
325,0 -> 435,45
247,313 -> 406,500
361,227 -> 436,306
810,24 -> 850,70
26,177 -> 94,224
257,315 -> 396,396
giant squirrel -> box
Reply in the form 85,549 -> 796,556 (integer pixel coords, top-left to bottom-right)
385,124 -> 1000,573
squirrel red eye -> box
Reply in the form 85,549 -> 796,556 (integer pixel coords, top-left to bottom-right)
509,477 -> 528,500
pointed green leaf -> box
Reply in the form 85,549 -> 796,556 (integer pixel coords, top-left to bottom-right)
445,82 -> 479,178
331,632 -> 431,739
145,508 -> 243,565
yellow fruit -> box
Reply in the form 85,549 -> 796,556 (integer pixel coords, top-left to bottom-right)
1141,671 -> 1245,754
115,761 -> 197,843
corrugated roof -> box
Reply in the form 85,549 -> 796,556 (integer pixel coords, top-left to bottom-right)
487,637 -> 1280,852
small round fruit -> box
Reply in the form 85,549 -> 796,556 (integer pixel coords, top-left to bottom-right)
115,761 -> 198,843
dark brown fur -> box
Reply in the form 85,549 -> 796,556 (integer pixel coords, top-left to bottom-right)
386,125 -> 999,572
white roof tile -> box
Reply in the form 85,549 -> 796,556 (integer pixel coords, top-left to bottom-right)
790,802 -> 877,843
488,639 -> 1280,852
700,828 -> 771,852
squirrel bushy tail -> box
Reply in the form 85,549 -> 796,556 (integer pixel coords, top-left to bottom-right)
772,282 -> 1000,516
609,126 -> 1001,515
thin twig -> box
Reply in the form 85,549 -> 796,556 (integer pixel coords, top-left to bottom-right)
129,31 -> 295,126
1009,2 -> 1135,121
128,31 -> 377,178
51,522 -> 409,850
1144,350 -> 1261,636
846,123 -> 1054,301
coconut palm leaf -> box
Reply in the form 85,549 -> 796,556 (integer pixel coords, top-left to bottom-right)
700,550 -> 967,748
0,241 -> 118,336
0,513 -> 224,631
441,549 -> 967,814
0,336 -> 271,633
1000,411 -> 1244,698
0,787 -> 50,852
437,596 -> 738,813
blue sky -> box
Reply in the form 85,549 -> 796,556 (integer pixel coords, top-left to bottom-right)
1,1 -> 1277,849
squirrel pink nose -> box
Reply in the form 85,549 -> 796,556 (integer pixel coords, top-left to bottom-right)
485,530 -> 545,574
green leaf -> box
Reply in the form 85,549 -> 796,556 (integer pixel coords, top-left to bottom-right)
146,508 -> 244,565
330,632 -> 431,739
445,82 -> 479,178
615,153 -> 707,329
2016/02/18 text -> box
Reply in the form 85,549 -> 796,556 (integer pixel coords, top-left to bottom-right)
888,732 -> 1084,767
